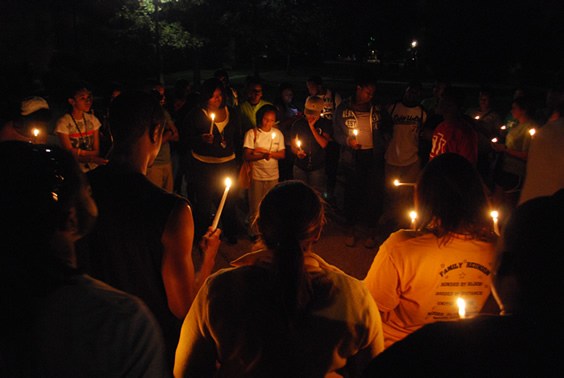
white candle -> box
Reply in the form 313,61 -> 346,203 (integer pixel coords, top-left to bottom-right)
269,132 -> 275,152
209,113 -> 215,134
491,210 -> 500,236
32,128 -> 39,143
394,179 -> 416,187
410,211 -> 417,230
211,178 -> 231,231
457,298 -> 466,319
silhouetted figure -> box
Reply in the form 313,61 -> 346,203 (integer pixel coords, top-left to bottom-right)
0,142 -> 169,376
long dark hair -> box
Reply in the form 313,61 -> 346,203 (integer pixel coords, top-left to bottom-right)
198,77 -> 226,109
416,153 -> 494,244
256,181 -> 326,324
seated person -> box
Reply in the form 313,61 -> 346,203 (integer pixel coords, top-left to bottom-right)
364,189 -> 564,377
364,153 -> 497,349
174,181 -> 384,377
0,142 -> 168,376
0,96 -> 50,144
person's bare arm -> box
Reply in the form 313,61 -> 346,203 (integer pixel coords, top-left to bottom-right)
161,201 -> 220,319
58,131 -> 107,165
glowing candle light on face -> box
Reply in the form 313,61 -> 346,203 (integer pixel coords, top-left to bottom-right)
491,210 -> 500,236
457,298 -> 466,319
211,178 -> 231,231
269,132 -> 275,152
410,210 -> 417,230
209,113 -> 215,135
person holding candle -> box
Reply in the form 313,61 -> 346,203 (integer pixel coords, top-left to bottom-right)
76,91 -> 221,368
55,81 -> 108,172
491,95 -> 539,214
243,104 -> 285,241
0,142 -> 169,376
180,77 -> 241,244
290,96 -> 332,195
174,181 -> 384,377
363,153 -> 496,349
333,72 -> 386,248
274,82 -> 302,181
0,96 -> 51,144
364,189 -> 564,377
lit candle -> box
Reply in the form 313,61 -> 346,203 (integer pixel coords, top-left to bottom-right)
474,115 -> 480,120
32,128 -> 39,143
269,132 -> 275,152
353,129 -> 358,138
529,128 -> 536,137
393,179 -> 416,187
410,210 -> 417,230
296,140 -> 302,152
491,137 -> 498,143
209,113 -> 215,135
500,125 -> 507,130
491,210 -> 500,236
211,178 -> 231,231
457,298 -> 466,319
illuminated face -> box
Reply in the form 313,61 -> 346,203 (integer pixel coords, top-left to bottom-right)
247,85 -> 263,105
306,81 -> 320,96
70,89 -> 93,113
260,111 -> 277,131
355,84 -> 376,105
207,88 -> 223,110
281,89 -> 293,104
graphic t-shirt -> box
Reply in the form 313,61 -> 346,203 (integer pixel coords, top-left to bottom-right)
385,102 -> 427,166
244,128 -> 285,181
55,113 -> 102,171
363,230 -> 495,348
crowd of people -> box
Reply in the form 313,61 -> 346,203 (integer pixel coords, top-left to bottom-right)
1,69 -> 564,376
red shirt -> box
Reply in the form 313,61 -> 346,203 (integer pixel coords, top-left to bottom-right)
429,119 -> 478,164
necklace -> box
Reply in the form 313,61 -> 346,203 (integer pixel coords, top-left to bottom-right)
70,114 -> 87,140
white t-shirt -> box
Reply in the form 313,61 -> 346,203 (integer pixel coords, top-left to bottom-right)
244,128 -> 285,181
55,113 -> 102,171
385,102 -> 426,166
355,111 -> 373,149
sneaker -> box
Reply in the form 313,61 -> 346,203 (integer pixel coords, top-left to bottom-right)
364,236 -> 378,249
345,235 -> 356,247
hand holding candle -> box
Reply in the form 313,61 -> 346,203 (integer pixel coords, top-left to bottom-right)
209,113 -> 215,135
269,132 -> 275,152
211,178 -> 231,231
32,128 -> 39,143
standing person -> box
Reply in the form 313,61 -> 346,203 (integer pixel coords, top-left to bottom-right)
420,78 -> 449,166
0,142 -> 169,376
174,181 -> 384,377
364,153 -> 497,349
491,96 -> 539,213
333,74 -> 385,248
243,104 -> 285,241
76,91 -> 221,368
214,69 -> 239,108
55,81 -> 108,172
290,96 -> 331,195
181,78 -> 241,244
429,86 -> 478,164
306,75 -> 342,205
274,82 -> 302,181
143,80 -> 179,193
238,76 -> 272,132
381,80 -> 427,229
0,96 -> 50,144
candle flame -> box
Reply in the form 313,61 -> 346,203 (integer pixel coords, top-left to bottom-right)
501,125 -> 507,130
297,140 -> 301,148
529,128 -> 536,136
475,115 -> 480,120
271,132 -> 276,139
490,210 -> 498,220
394,179 -> 400,186
33,128 -> 39,137
410,211 -> 417,222
457,298 -> 466,318
353,129 -> 358,136
211,113 -> 215,121
225,178 -> 232,188
491,137 -> 498,143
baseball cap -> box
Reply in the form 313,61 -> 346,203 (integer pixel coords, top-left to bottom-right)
20,97 -> 50,116
304,96 -> 324,116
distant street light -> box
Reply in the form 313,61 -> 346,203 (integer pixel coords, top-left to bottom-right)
411,40 -> 418,48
